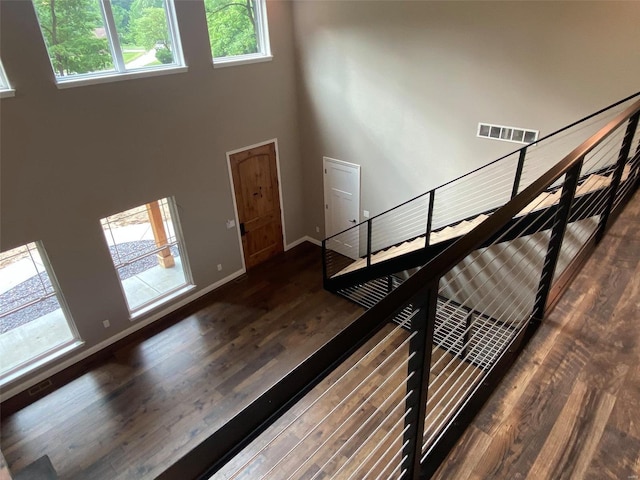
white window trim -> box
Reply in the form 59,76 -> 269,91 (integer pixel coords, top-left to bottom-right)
0,61 -> 15,97
101,197 -> 194,317
211,0 -> 272,67
33,0 -> 186,87
0,241 -> 83,385
55,65 -> 188,89
213,53 -> 273,69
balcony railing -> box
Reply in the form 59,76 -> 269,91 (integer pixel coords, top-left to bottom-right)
160,93 -> 640,479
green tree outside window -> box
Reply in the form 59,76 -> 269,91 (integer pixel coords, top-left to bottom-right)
204,0 -> 259,58
33,0 -> 113,76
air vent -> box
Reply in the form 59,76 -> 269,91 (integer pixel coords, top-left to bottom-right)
477,123 -> 539,145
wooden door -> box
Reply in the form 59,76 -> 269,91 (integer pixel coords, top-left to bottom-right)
230,143 -> 284,269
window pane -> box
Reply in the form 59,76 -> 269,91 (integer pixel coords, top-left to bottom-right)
115,0 -> 176,69
32,0 -> 115,77
101,198 -> 190,313
205,0 -> 261,59
0,60 -> 10,90
0,243 -> 76,377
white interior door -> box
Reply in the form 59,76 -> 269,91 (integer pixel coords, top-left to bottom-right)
323,157 -> 360,260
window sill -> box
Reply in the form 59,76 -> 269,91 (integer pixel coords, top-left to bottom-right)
0,88 -> 15,98
129,284 -> 196,321
55,65 -> 188,90
0,339 -> 84,388
213,54 -> 273,69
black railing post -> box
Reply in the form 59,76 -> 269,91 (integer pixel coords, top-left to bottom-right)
595,112 -> 640,241
532,159 -> 583,319
366,219 -> 373,267
461,311 -> 473,360
632,140 -> 640,187
322,239 -> 328,288
425,190 -> 435,248
511,147 -> 528,199
402,284 -> 438,479
631,132 -> 640,182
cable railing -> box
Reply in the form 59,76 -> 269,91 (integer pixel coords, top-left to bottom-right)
160,95 -> 640,480
323,92 -> 640,286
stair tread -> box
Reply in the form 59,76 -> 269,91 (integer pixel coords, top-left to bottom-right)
331,167 -> 621,279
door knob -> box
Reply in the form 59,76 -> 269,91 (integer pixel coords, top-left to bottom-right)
349,219 -> 357,223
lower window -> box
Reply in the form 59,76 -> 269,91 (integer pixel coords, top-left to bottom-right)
0,242 -> 79,380
100,197 -> 192,314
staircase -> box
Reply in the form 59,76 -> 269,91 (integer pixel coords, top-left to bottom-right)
325,164 -> 630,289
161,93 -> 640,480
323,98 -> 640,375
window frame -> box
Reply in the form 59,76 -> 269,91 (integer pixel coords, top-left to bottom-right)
209,0 -> 272,68
0,241 -> 82,385
32,0 -> 187,89
0,60 -> 15,98
100,196 -> 194,319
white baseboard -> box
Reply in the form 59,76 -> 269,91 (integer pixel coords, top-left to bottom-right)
285,235 -> 321,250
0,268 -> 246,402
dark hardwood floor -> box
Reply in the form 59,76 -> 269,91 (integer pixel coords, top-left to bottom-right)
2,189 -> 638,480
1,243 -> 364,480
433,190 -> 640,479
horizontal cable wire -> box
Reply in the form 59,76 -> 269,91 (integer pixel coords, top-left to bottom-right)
350,426 -> 411,480
432,187 -> 562,324
382,457 -> 408,480
429,208 -> 561,377
371,439 -> 410,480
423,105 -> 636,460
423,269 -> 545,451
311,391 -> 413,480
433,170 -> 516,207
227,321 -> 416,480
430,232 -> 553,379
432,163 -> 517,201
242,324 -> 418,480
286,364 -> 414,480
432,216 -> 554,351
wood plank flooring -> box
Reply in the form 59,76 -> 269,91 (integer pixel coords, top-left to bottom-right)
433,189 -> 640,480
2,187 -> 638,480
0,243 -> 364,480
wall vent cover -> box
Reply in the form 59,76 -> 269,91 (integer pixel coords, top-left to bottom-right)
477,123 -> 539,144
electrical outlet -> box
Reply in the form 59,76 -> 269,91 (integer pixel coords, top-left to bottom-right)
217,264 -> 223,271
103,319 -> 110,328
315,226 -> 320,233
226,219 -> 236,229
363,210 -> 370,218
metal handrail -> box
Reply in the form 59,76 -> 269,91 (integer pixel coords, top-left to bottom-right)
324,91 -> 639,242
161,96 -> 640,480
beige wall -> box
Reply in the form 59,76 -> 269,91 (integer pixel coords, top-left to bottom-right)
292,0 -> 640,237
0,0 -> 303,395
2,0 -> 640,398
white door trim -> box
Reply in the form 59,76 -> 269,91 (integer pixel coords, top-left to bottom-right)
226,138 -> 287,272
323,157 -> 361,259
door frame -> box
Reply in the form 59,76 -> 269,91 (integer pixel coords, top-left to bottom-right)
226,138 -> 287,272
323,156 -> 361,238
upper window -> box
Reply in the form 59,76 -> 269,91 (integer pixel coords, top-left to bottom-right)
32,0 -> 185,85
204,0 -> 271,66
100,197 -> 193,316
0,60 -> 14,98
